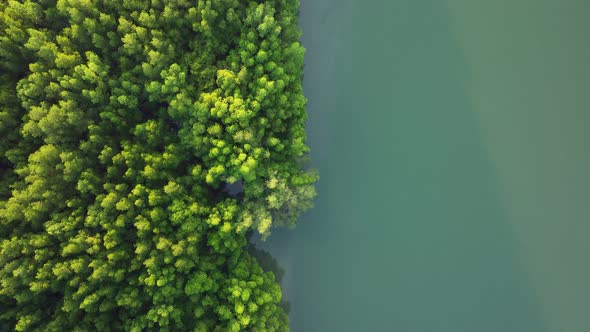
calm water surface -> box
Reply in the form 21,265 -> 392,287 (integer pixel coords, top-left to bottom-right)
257,1 -> 590,331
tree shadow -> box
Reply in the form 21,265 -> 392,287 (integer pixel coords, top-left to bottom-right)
246,242 -> 291,314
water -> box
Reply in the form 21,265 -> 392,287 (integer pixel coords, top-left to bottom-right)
256,1 -> 590,331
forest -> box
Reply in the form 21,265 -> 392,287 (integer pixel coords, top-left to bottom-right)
0,0 -> 315,330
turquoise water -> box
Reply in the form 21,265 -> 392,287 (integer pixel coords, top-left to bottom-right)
257,1 -> 590,331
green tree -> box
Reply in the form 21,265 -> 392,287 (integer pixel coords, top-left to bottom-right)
0,0 -> 314,330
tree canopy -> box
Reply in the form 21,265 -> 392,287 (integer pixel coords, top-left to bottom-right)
0,0 -> 315,330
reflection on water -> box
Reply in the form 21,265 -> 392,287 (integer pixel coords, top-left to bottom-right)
247,241 -> 290,314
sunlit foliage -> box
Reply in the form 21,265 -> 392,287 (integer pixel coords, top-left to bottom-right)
0,0 -> 315,330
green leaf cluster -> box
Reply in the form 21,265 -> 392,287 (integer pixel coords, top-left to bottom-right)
0,0 -> 315,330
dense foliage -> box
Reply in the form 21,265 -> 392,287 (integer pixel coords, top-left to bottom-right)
0,0 -> 316,330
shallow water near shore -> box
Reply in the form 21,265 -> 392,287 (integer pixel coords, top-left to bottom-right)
256,1 -> 590,331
